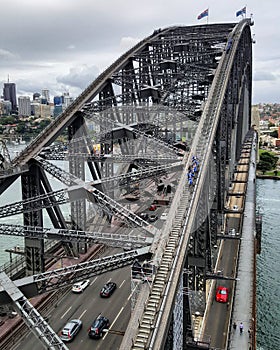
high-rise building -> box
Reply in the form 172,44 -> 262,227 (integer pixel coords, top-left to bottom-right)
54,96 -> 62,105
3,82 -> 17,111
18,96 -> 31,116
41,89 -> 50,103
63,95 -> 74,108
0,100 -> 12,116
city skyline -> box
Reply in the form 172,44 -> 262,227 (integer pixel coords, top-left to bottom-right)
0,1 -> 279,103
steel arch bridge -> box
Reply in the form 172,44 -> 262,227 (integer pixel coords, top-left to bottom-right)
0,19 -> 253,350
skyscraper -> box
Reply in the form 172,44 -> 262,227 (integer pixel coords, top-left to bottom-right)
18,96 -> 31,116
41,89 -> 50,103
3,82 -> 17,111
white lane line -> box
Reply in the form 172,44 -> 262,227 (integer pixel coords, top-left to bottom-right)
102,285 -> 138,340
61,306 -> 72,319
119,280 -> 125,288
127,283 -> 140,302
107,277 -> 112,282
90,276 -> 98,286
78,309 -> 87,319
103,306 -> 124,340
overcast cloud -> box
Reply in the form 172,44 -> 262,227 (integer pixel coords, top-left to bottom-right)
0,0 -> 278,103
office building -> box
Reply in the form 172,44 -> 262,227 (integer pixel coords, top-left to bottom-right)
41,89 -> 50,103
18,96 -> 31,116
3,82 -> 17,111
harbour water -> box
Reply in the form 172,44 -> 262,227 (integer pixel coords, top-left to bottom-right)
256,179 -> 280,350
0,157 -> 279,349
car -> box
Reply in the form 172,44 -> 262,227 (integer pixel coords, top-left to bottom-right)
88,315 -> 110,339
232,205 -> 239,211
148,204 -> 157,211
100,282 -> 117,298
160,212 -> 168,220
215,286 -> 229,303
139,212 -> 149,221
72,279 -> 90,293
148,214 -> 158,223
229,228 -> 236,236
59,319 -> 82,342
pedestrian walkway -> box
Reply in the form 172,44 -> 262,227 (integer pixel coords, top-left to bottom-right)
228,134 -> 257,350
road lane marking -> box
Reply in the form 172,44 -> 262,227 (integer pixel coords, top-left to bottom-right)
127,284 -> 139,301
103,306 -> 124,340
61,306 -> 72,319
90,276 -> 98,286
102,284 -> 138,340
79,309 -> 87,319
119,279 -> 125,288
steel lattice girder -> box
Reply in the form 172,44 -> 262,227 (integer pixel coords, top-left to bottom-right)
0,272 -> 68,350
0,223 -> 152,248
0,247 -> 150,303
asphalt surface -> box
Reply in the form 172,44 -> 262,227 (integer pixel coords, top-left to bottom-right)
203,157 -> 248,349
15,266 -> 132,350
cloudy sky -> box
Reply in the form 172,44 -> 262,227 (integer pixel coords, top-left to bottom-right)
0,0 -> 278,104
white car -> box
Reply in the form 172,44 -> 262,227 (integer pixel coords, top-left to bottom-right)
160,213 -> 168,220
232,205 -> 239,211
72,280 -> 90,293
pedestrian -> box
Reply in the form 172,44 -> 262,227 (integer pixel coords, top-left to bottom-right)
248,327 -> 252,338
233,321 -> 237,330
239,322 -> 244,334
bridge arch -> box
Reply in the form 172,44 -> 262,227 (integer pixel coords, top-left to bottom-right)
0,19 -> 253,350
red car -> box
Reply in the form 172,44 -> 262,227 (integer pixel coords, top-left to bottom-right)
215,286 -> 229,303
149,204 -> 157,211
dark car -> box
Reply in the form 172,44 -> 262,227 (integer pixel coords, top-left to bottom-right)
148,214 -> 158,223
59,319 -> 82,342
88,315 -> 109,339
100,282 -> 117,298
139,212 -> 149,221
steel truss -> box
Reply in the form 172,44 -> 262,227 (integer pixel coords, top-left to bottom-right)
0,272 -> 68,350
0,247 -> 150,302
0,223 -> 152,248
0,19 -> 253,350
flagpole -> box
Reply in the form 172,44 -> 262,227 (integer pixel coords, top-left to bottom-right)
207,7 -> 209,24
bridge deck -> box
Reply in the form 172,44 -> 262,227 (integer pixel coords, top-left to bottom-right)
228,135 -> 257,350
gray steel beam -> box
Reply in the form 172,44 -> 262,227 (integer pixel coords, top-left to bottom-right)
0,272 -> 68,350
0,247 -> 150,303
0,223 -> 153,248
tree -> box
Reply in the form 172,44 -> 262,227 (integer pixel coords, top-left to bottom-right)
257,151 -> 278,173
258,160 -> 272,174
16,122 -> 26,134
270,130 -> 278,138
0,116 -> 16,125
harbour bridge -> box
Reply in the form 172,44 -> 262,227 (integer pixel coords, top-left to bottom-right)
0,18 -> 255,350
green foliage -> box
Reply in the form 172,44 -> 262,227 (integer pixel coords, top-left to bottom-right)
0,116 -> 17,125
257,151 -> 278,174
270,130 -> 278,138
16,121 -> 27,134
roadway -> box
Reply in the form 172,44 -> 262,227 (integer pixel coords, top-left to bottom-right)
15,266 -> 132,350
203,155 -> 249,349
204,236 -> 239,349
